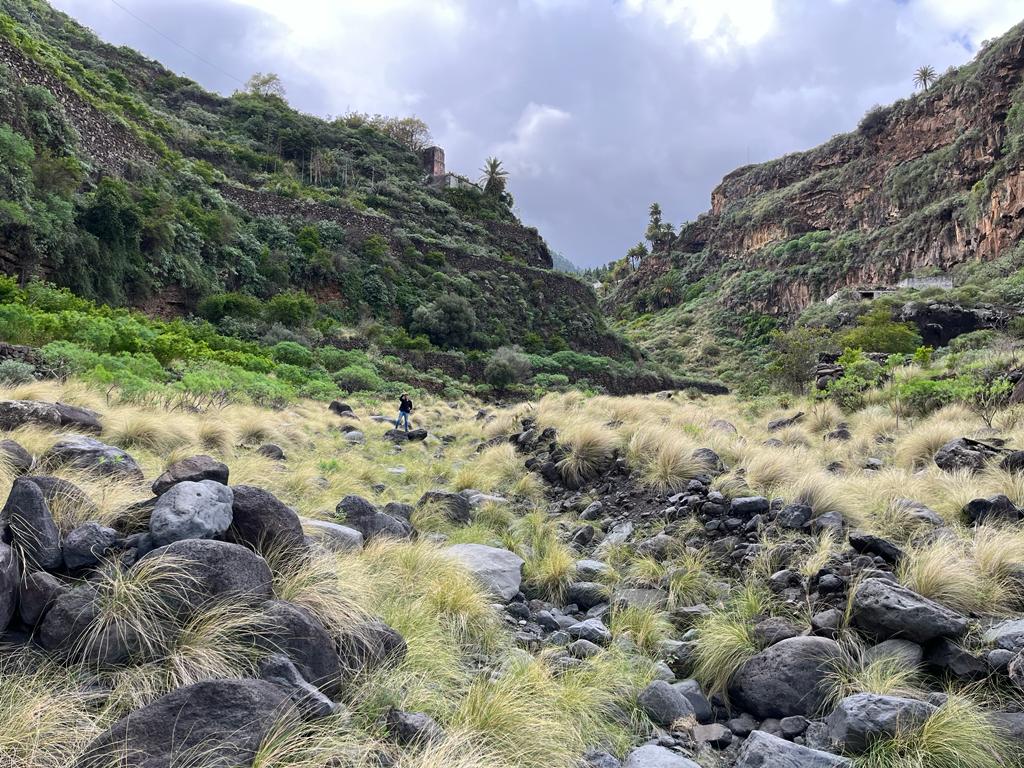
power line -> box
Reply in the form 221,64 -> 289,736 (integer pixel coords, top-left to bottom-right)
108,0 -> 247,87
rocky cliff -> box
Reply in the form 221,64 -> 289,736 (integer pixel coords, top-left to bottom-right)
612,21 -> 1024,319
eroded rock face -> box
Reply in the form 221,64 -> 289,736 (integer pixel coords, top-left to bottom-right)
729,636 -> 842,719
74,679 -> 294,768
851,578 -> 967,643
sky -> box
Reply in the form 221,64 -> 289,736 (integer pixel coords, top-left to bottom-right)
48,0 -> 1024,267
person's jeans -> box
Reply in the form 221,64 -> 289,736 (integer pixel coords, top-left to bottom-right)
395,411 -> 410,431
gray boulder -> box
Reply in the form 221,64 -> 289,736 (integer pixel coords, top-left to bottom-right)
38,584 -> 137,663
63,521 -> 121,569
983,618 -> 1024,653
637,680 -> 695,726
568,618 -> 611,644
141,539 -> 273,607
302,519 -> 364,552
418,490 -> 472,524
851,578 -> 967,643
24,475 -> 97,517
149,480 -> 234,547
567,580 -> 610,610
730,636 -> 842,718
0,400 -> 61,430
152,455 -> 229,495
385,708 -> 446,746
228,485 -> 306,556
445,543 -> 524,601
338,618 -> 408,675
0,541 -> 18,630
258,653 -> 337,719
42,436 -> 144,481
990,712 -> 1024,741
2,476 -> 62,571
863,638 -> 923,667
74,679 -> 293,768
337,494 -> 412,541
827,693 -> 936,752
672,679 -> 712,723
735,730 -> 851,767
0,439 -> 33,474
934,437 -> 1000,473
54,402 -> 103,433
259,600 -> 344,696
18,569 -> 65,626
623,745 -> 701,768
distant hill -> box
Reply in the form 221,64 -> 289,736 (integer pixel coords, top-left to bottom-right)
551,252 -> 580,273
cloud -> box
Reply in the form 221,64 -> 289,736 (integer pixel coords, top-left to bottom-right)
47,0 -> 1024,266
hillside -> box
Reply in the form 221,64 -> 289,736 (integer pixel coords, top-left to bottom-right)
0,0 -> 653,392
606,21 -> 1024,389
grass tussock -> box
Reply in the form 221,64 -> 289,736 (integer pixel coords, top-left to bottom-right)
556,420 -> 617,487
692,583 -> 773,698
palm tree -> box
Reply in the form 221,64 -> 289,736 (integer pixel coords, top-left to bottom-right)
913,65 -> 937,91
480,157 -> 509,195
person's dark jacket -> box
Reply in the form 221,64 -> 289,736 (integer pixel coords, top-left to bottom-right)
399,397 -> 413,413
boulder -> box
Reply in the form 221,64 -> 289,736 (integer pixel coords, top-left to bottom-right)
982,618 -> 1024,653
384,708 -> 446,746
17,569 -> 65,626
445,543 -> 524,601
152,455 -> 229,495
637,680 -> 695,726
2,476 -> 62,571
730,496 -> 770,517
329,401 -> 353,416
384,428 -> 428,442
568,618 -> 611,644
963,494 -> 1021,525
257,443 -> 286,460
934,437 -> 1000,473
692,723 -> 733,747
141,539 -> 273,607
925,638 -> 987,680
0,399 -> 61,430
729,636 -> 842,718
42,436 -> 144,481
584,752 -> 622,768
302,519 -> 364,552
1000,450 -> 1024,473
623,745 -> 701,768
149,480 -> 234,547
74,679 -> 293,768
259,600 -> 344,696
336,494 -> 412,541
62,521 -> 121,569
827,693 -> 936,753
229,485 -> 306,556
258,654 -> 336,719
672,679 -> 712,723
418,490 -> 472,524
54,402 -> 103,433
567,581 -> 610,610
24,475 -> 97,517
0,439 -> 32,474
343,430 -> 365,444
0,541 -> 18,630
734,730 -> 851,767
990,712 -> 1024,741
851,578 -> 967,643
338,618 -> 407,675
778,503 -> 813,529
38,584 -> 137,663
768,412 -> 805,432
863,638 -> 923,667
848,531 -> 905,564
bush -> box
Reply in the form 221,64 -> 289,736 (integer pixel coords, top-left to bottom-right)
485,346 -> 532,388
839,306 -> 922,353
197,292 -> 263,323
270,341 -> 314,367
410,295 -> 478,348
0,359 -> 36,385
266,290 -> 316,327
333,365 -> 384,392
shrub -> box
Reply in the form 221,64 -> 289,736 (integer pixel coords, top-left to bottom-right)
332,365 -> 384,393
0,359 -> 36,385
410,295 -> 477,348
269,341 -> 314,367
266,290 -> 316,327
484,346 -> 532,388
197,292 -> 263,323
839,306 -> 922,353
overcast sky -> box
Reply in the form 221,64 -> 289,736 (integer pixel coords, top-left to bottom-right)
49,0 -> 1024,267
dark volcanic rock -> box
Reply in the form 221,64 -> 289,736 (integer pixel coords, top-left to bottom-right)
152,455 -> 229,495
2,476 -> 62,571
418,490 -> 471,524
337,494 -> 412,541
142,539 -> 274,607
734,730 -> 851,767
934,437 -> 1001,473
229,485 -> 307,556
827,693 -> 936,753
63,521 -> 121,569
637,680 -> 695,726
74,679 -> 293,768
0,439 -> 32,474
259,600 -> 344,696
42,436 -> 144,481
385,708 -> 446,746
729,636 -> 841,718
17,569 -> 65,627
0,541 -> 18,630
851,578 -> 967,643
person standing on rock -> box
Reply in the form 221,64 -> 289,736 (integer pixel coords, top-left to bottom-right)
395,393 -> 413,432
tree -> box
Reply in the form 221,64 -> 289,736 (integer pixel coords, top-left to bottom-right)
766,326 -> 833,394
625,242 -> 649,271
480,157 -> 509,196
913,65 -> 937,91
410,295 -> 477,347
645,202 -> 674,246
344,113 -> 432,151
245,72 -> 286,99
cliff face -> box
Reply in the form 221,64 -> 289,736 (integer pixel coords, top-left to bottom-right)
613,21 -> 1024,318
